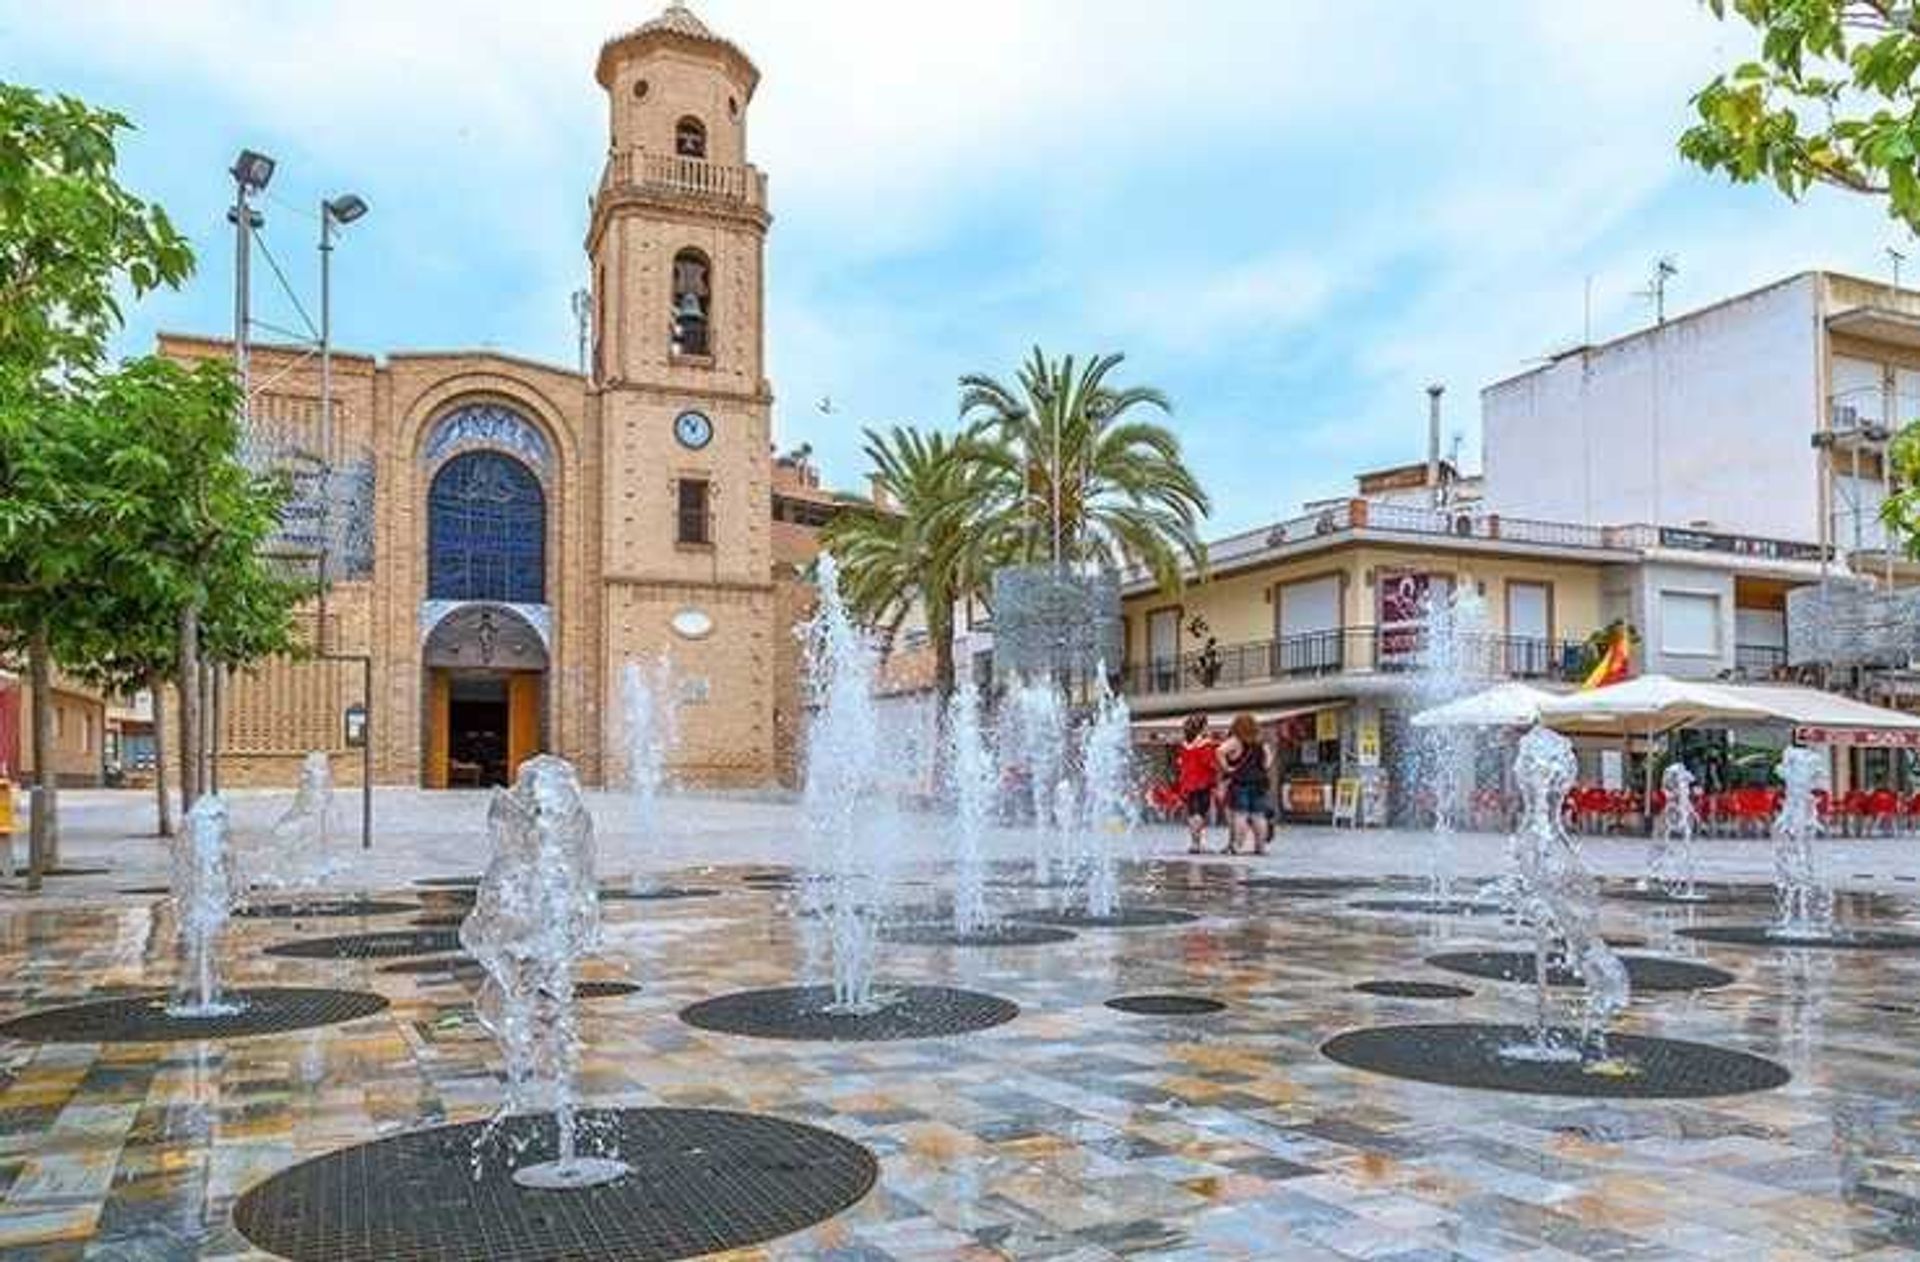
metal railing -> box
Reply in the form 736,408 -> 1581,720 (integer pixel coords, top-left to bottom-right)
1122,625 -> 1587,697
598,151 -> 768,210
1733,643 -> 1788,676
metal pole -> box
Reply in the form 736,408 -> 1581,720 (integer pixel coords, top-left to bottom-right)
361,655 -> 373,849
318,203 -> 333,655
215,176 -> 255,795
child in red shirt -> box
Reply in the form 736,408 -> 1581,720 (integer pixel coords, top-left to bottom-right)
1174,714 -> 1219,854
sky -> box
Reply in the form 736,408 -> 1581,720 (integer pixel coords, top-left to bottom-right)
2,0 -> 1909,537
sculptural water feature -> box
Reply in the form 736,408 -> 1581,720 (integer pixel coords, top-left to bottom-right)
619,654 -> 678,892
254,751 -> 338,892
169,795 -> 242,1017
461,754 -> 627,1190
1503,726 -> 1631,1064
1078,675 -> 1134,919
1770,745 -> 1837,941
1407,588 -> 1492,900
1647,761 -> 1704,900
801,554 -> 892,1014
945,679 -> 995,937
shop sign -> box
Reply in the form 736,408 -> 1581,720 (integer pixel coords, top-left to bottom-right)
1657,526 -> 1826,563
1356,716 -> 1380,767
1794,725 -> 1920,748
1314,709 -> 1340,742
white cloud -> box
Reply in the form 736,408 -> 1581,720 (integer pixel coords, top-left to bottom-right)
2,0 -> 1902,535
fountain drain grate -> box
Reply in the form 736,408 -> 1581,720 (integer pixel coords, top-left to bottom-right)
680,984 -> 1017,1042
1678,925 -> 1920,950
412,876 -> 481,888
1354,980 -> 1475,999
1426,951 -> 1736,992
880,922 -> 1077,947
266,929 -> 464,960
0,987 -> 388,1043
1239,877 -> 1379,894
1323,1023 -> 1790,1098
410,913 -> 467,929
1105,994 -> 1225,1016
236,899 -> 418,919
1607,886 -> 1773,905
230,1106 -> 877,1262
1012,907 -> 1199,929
1347,898 -> 1509,916
599,886 -> 722,902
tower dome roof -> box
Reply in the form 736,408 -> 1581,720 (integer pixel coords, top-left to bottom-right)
597,3 -> 759,97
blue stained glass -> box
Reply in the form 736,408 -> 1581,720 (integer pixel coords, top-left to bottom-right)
427,452 -> 545,604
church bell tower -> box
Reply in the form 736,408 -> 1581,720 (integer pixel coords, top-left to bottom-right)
589,2 -> 774,784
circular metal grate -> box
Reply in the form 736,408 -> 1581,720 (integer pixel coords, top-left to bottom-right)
32,866 -> 111,877
1606,886 -> 1773,906
1239,877 -> 1377,894
410,913 -> 468,929
1105,994 -> 1225,1016
120,886 -> 174,896
413,876 -> 481,888
377,956 -> 477,976
0,987 -> 388,1043
1322,1023 -> 1790,1098
229,1106 -> 878,1262
266,929 -> 464,960
1012,907 -> 1199,929
880,922 -> 1078,948
1346,898 -> 1510,917
1354,980 -> 1475,999
1426,951 -> 1736,992
680,984 -> 1017,1042
1678,925 -> 1920,950
574,981 -> 642,999
599,887 -> 722,902
237,899 -> 419,919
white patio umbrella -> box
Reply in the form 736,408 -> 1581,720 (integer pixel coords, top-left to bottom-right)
1411,681 -> 1555,729
1537,675 -> 1774,816
1535,675 -> 1772,733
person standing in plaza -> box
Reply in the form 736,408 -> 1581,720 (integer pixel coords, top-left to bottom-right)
1218,713 -> 1274,855
1175,714 -> 1220,854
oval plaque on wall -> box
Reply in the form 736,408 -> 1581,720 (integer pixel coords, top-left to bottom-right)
671,607 -> 714,640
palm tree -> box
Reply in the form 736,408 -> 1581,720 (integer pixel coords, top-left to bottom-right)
819,424 -> 991,699
958,347 -> 1209,592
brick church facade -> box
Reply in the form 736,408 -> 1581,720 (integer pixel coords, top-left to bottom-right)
163,4 -> 818,790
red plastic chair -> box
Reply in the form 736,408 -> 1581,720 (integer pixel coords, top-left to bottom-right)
1865,789 -> 1899,836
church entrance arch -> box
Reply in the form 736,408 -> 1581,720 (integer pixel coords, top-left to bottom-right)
421,604 -> 548,788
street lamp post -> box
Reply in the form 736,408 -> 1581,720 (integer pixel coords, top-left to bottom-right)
318,192 -> 370,850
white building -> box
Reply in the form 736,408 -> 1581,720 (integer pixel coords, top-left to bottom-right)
1482,270 -> 1920,567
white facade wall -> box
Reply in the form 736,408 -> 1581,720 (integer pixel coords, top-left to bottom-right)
1482,274 -> 1823,543
1629,562 -> 1738,680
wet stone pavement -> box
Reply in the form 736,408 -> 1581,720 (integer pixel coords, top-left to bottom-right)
5,801 -> 1920,1258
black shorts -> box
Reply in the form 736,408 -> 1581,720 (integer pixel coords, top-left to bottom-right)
1184,789 -> 1213,818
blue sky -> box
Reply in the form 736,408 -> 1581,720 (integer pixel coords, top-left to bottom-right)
1,0 -> 1906,535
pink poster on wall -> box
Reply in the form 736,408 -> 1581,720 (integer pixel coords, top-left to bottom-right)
0,680 -> 18,781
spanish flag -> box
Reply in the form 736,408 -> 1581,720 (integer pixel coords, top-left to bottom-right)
1581,624 -> 1632,690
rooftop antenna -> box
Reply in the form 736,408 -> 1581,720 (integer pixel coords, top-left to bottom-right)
1583,274 -> 1594,346
1636,257 -> 1679,325
1889,246 -> 1907,292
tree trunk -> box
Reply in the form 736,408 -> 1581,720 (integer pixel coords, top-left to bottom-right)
148,668 -> 174,837
178,601 -> 201,813
930,602 -> 957,702
27,624 -> 55,889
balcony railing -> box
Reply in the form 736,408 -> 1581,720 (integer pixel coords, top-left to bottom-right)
1121,625 -> 1587,698
1198,500 -> 1624,573
597,150 -> 768,211
1733,642 -> 1788,677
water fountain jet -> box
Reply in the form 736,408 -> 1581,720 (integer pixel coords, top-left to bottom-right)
168,795 -> 243,1018
462,754 -> 626,1190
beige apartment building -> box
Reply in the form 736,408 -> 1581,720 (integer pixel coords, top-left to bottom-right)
160,4 -> 825,790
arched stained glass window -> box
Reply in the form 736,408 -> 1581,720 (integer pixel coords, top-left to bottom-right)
427,451 -> 545,603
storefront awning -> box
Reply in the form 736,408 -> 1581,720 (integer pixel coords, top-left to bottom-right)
1716,683 -> 1920,746
1131,701 -> 1349,744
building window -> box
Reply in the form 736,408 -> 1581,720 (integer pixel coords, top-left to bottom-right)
1147,607 -> 1180,692
1660,590 -> 1721,657
671,249 -> 710,357
427,451 -> 546,604
675,116 -> 707,158
1505,580 -> 1552,675
677,478 -> 711,545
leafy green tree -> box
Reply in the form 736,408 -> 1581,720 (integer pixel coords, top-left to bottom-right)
0,84 -> 192,387
820,425 -> 996,700
1681,1 -> 1920,232
0,85 -> 193,884
958,347 -> 1209,593
86,357 -> 293,817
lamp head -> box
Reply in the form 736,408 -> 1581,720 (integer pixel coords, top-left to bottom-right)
325,193 -> 368,224
232,149 -> 276,192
